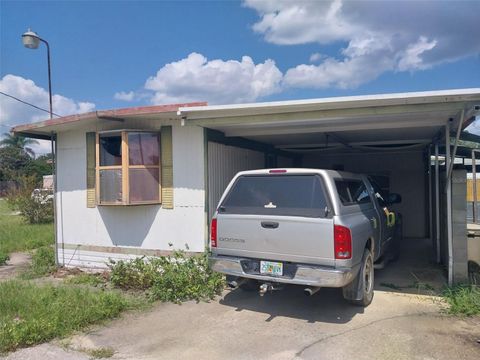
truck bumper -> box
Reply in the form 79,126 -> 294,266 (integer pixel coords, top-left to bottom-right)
209,255 -> 360,288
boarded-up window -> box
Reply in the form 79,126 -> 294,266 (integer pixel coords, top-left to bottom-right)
94,130 -> 165,206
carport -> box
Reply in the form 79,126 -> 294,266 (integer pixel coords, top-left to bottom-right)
178,89 -> 480,285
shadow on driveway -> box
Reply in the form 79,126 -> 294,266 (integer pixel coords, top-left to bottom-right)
220,285 -> 364,324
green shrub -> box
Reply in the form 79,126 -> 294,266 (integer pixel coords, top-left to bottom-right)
0,251 -> 9,266
108,257 -> 158,290
21,246 -> 55,279
108,250 -> 224,304
443,285 -> 480,316
0,280 -> 134,353
6,176 -> 53,224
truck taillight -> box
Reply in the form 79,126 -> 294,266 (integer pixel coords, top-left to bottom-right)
210,218 -> 217,248
334,224 -> 352,259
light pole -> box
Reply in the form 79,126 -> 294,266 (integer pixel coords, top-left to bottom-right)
22,29 -> 53,119
22,28 -> 59,266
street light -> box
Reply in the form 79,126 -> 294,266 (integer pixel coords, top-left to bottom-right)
22,28 -> 58,267
22,28 -> 53,119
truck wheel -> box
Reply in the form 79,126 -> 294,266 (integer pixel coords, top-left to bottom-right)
344,248 -> 374,307
239,279 -> 259,291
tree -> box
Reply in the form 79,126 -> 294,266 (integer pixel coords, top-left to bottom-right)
0,146 -> 31,182
0,133 -> 39,158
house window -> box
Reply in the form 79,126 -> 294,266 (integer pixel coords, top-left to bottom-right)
96,131 -> 161,205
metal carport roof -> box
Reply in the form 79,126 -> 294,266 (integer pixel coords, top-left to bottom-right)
178,89 -> 480,150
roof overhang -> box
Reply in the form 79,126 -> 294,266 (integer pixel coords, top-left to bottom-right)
178,89 -> 480,151
12,102 -> 208,139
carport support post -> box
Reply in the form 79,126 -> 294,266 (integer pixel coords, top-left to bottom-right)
445,121 -> 453,286
434,143 -> 440,263
428,146 -> 433,245
473,150 -> 477,223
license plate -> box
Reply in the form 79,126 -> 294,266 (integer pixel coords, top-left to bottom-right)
260,261 -> 283,276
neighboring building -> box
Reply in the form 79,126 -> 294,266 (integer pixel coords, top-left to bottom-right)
42,175 -> 53,190
12,89 -> 480,283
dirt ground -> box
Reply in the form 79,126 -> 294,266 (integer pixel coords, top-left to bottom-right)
0,252 -> 31,281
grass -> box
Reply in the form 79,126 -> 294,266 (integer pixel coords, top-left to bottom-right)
0,199 -> 54,256
0,280 -> 141,353
64,273 -> 106,287
443,285 -> 480,316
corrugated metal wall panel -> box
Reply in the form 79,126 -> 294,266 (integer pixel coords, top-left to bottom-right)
208,142 -> 264,220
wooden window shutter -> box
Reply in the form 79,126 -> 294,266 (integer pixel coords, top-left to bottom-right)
86,132 -> 96,208
161,126 -> 174,209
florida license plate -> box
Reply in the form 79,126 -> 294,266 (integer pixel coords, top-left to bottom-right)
260,261 -> 283,276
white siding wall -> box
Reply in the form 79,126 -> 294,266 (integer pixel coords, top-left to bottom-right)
207,142 -> 265,220
56,124 -> 206,269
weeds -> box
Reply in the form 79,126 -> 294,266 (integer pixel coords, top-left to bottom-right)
108,250 -> 224,304
84,347 -> 115,359
443,285 -> 480,316
20,246 -> 55,279
0,280 -> 136,353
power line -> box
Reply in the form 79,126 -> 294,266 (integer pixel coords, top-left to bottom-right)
0,91 -> 62,117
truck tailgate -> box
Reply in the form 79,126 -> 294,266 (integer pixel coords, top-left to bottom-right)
216,214 -> 335,266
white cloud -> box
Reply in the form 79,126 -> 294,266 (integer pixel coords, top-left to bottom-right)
143,52 -> 283,104
309,53 -> 325,63
245,0 -> 480,89
397,36 -> 438,72
0,74 -> 95,155
114,91 -> 136,102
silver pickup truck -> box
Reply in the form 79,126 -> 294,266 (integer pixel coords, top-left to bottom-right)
209,168 -> 402,306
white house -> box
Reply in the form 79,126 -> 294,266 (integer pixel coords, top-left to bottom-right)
12,89 -> 480,284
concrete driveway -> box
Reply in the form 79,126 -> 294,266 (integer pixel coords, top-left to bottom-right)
5,287 -> 480,360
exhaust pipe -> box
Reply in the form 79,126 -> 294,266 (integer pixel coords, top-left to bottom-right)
227,277 -> 247,289
304,287 -> 321,296
259,283 -> 271,296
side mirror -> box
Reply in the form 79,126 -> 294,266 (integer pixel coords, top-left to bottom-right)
387,193 -> 402,205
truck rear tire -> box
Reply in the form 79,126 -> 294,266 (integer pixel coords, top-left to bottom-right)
343,248 -> 374,307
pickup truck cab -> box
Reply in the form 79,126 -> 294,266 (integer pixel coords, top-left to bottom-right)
209,168 -> 401,306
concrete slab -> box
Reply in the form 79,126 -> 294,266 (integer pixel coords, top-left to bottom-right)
4,238 -> 479,360
8,289 -> 475,360
375,238 -> 447,294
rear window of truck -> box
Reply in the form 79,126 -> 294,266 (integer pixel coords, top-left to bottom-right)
219,175 -> 330,217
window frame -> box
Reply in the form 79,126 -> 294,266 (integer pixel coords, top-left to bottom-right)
334,178 -> 372,206
219,174 -> 333,218
96,130 -> 161,206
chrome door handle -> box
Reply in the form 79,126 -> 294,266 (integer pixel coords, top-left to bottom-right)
371,218 -> 378,229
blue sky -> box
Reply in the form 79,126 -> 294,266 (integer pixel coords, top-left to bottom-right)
1,0 -> 479,146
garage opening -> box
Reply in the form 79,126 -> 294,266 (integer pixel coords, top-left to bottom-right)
180,90 -> 480,287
